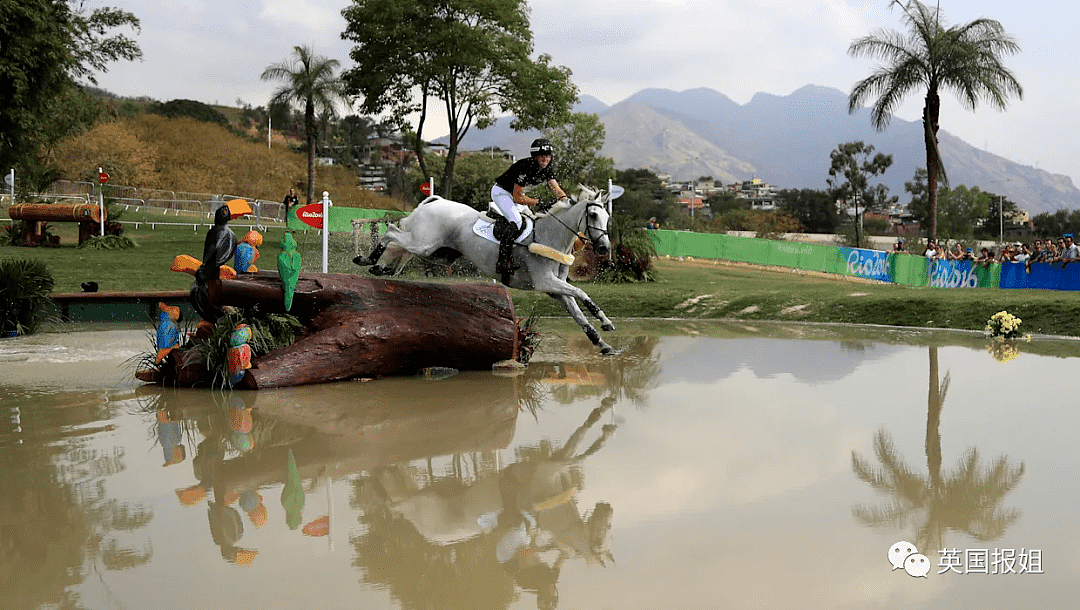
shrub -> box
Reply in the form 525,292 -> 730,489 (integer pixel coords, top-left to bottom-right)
596,212 -> 658,283
79,235 -> 136,250
0,258 -> 55,335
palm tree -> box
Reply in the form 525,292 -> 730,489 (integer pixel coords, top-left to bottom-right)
261,46 -> 348,206
847,1 -> 1022,241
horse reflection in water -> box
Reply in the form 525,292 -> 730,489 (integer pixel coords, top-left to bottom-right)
365,398 -> 618,609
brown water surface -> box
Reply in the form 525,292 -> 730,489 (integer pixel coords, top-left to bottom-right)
1,320 -> 1076,609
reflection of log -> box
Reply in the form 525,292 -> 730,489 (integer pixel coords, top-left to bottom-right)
139,375 -> 520,490
208,272 -> 517,388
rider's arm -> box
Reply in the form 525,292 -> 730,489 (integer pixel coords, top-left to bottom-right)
512,183 -> 540,207
550,180 -> 568,201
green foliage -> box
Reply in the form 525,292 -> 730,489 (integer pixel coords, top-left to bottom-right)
612,168 -> 674,223
194,307 -> 302,389
596,213 -> 658,283
515,313 -> 543,365
0,258 -> 56,335
78,235 -> 135,250
778,188 -> 838,233
826,141 -> 894,211
543,113 -> 615,188
1031,209 -> 1080,240
150,99 -> 228,126
0,0 -> 140,174
409,153 -> 510,209
707,191 -> 749,215
341,0 -> 578,197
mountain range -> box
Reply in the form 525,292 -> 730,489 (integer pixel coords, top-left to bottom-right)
445,85 -> 1079,216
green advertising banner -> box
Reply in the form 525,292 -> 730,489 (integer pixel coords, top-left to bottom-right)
287,206 -> 402,233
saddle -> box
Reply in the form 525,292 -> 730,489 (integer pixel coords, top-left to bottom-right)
474,203 -> 534,244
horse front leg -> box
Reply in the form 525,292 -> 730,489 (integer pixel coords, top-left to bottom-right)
547,293 -> 616,355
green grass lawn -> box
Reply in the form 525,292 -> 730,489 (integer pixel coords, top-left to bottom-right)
5,213 -> 1080,337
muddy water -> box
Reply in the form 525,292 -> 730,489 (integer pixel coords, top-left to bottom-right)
1,320 -> 1077,610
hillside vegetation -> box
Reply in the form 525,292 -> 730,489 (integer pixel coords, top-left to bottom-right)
48,112 -> 401,209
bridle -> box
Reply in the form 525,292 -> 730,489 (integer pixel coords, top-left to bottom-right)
547,197 -> 609,246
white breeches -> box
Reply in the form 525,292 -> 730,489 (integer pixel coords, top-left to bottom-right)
491,185 -> 522,229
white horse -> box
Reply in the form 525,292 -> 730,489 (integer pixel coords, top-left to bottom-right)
356,186 -> 618,354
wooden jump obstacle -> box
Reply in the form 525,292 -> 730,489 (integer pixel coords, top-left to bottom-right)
137,271 -> 521,389
7,202 -> 106,246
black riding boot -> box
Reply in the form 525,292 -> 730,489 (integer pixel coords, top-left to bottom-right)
494,218 -> 522,286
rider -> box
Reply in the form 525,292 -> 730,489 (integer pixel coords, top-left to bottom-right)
491,138 -> 569,285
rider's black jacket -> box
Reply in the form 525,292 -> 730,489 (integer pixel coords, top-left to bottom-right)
495,157 -> 555,193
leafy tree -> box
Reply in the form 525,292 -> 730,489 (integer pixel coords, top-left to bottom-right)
543,113 -> 614,190
1031,209 -> 1080,240
341,0 -> 578,198
261,45 -> 349,206
778,188 -> 839,233
151,99 -> 228,126
826,141 -> 894,247
935,184 -> 988,242
908,169 -> 1017,242
613,168 -> 673,223
707,191 -> 749,215
0,0 -> 140,176
974,190 -> 1020,241
408,152 -> 510,209
848,0 -> 1022,241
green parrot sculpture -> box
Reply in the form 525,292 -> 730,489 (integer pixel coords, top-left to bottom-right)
277,232 -> 301,311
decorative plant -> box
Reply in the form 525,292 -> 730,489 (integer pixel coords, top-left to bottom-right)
596,212 -> 658,283
193,306 -> 301,389
985,310 -> 1022,339
515,313 -> 543,365
0,258 -> 55,335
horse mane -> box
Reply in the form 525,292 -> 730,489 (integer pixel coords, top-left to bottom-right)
535,184 -> 602,218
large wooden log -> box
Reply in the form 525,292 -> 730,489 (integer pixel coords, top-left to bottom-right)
207,272 -> 518,388
8,202 -> 105,223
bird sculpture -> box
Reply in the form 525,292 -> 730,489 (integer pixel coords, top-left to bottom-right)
195,203 -> 238,284
234,230 -> 263,273
154,302 -> 182,364
227,323 -> 252,387
189,202 -> 239,323
277,232 -> 302,311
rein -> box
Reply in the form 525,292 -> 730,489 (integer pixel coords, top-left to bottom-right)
545,198 -> 609,246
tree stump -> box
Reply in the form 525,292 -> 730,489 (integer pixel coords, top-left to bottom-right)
206,272 -> 518,388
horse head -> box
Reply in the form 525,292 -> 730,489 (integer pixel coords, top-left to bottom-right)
573,185 -> 611,257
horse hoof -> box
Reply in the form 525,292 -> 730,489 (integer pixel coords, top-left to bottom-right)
368,265 -> 384,276
601,323 -> 615,332
352,255 -> 369,266
600,345 -> 620,356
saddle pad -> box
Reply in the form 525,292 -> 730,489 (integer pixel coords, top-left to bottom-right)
472,215 -> 533,244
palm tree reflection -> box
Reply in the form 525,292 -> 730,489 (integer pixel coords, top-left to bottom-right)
851,346 -> 1024,552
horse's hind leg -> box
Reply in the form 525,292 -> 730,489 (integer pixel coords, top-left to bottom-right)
548,293 -> 616,355
369,241 -> 412,276
353,232 -> 393,266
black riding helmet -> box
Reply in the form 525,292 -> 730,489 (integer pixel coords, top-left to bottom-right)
530,138 -> 554,157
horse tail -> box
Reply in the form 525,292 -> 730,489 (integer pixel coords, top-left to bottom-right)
417,195 -> 442,206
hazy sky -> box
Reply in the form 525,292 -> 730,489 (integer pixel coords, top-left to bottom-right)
92,0 -> 1077,187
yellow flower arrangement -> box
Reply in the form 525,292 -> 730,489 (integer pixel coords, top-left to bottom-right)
985,310 -> 1022,339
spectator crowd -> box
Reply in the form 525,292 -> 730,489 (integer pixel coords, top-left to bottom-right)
897,233 -> 1080,268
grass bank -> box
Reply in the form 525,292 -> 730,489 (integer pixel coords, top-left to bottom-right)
4,216 -> 1079,338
